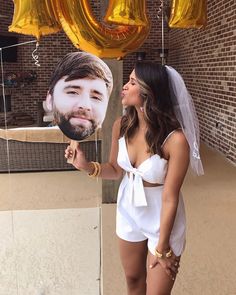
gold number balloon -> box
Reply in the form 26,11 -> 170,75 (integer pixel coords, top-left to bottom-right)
104,0 -> 148,26
9,0 -> 61,39
54,0 -> 150,59
169,0 -> 207,29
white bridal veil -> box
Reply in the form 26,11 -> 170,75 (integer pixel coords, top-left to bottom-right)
165,65 -> 204,176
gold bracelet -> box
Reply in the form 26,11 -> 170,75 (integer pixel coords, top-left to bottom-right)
96,162 -> 101,177
88,162 -> 101,178
154,249 -> 163,258
88,162 -> 98,177
154,248 -> 172,259
165,249 -> 173,258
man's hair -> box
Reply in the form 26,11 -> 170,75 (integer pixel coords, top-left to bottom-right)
48,51 -> 113,97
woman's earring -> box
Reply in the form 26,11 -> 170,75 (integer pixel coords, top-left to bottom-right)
140,106 -> 144,112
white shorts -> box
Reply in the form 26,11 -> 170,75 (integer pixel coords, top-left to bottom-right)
116,186 -> 186,256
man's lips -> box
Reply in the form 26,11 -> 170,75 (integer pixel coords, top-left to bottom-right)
69,115 -> 92,125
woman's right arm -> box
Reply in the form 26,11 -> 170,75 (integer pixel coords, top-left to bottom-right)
65,117 -> 123,180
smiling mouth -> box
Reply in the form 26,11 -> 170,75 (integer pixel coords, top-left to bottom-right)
69,116 -> 91,125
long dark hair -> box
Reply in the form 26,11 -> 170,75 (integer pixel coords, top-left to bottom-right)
120,61 -> 180,157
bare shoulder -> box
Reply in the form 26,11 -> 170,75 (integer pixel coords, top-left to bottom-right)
163,130 -> 189,157
170,130 -> 188,145
168,130 -> 189,153
112,117 -> 122,139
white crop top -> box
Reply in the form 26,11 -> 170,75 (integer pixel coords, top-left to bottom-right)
117,130 -> 178,207
117,136 -> 168,184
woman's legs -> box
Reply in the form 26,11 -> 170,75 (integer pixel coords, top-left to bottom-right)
118,237 -> 148,295
146,251 -> 179,295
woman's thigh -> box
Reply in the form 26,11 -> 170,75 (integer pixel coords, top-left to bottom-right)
118,237 -> 148,279
146,252 -> 178,295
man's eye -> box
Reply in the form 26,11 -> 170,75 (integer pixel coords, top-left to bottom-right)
67,91 -> 77,95
91,96 -> 102,101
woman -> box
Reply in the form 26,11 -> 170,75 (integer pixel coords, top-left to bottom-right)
65,61 -> 204,295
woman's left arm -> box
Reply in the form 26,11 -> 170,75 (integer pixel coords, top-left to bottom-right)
157,131 -> 189,253
149,131 -> 190,278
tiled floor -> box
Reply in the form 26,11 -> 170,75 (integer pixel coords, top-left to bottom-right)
0,172 -> 101,295
0,208 -> 100,295
0,143 -> 236,295
0,171 -> 101,210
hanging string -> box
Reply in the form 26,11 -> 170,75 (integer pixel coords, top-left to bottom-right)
94,128 -> 102,195
95,129 -> 98,164
32,41 -> 40,67
0,39 -> 40,295
156,0 -> 164,20
2,39 -> 40,67
156,0 -> 166,65
0,39 -> 38,174
0,39 -> 37,50
1,40 -> 40,294
0,48 -> 11,174
94,127 -> 102,294
161,0 -> 165,65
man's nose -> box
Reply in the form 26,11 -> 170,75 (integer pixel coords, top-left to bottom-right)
75,93 -> 91,111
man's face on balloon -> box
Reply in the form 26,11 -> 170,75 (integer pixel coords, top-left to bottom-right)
47,76 -> 109,140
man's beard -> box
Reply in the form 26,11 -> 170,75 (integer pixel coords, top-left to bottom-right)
53,109 -> 97,141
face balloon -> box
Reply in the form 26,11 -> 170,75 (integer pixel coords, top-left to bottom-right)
168,0 -> 207,29
53,0 -> 150,59
46,52 -> 113,141
9,0 -> 61,39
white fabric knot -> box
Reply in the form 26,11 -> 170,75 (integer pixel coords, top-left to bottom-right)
128,168 -> 147,207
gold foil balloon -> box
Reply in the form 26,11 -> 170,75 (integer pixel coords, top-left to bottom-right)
54,0 -> 150,59
9,0 -> 61,39
169,0 -> 207,29
104,0 -> 148,26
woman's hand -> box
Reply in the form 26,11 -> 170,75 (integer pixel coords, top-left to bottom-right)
65,143 -> 90,171
149,252 -> 180,281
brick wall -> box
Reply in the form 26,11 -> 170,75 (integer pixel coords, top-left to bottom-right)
122,0 -> 168,84
168,0 -> 236,164
0,0 -> 235,163
0,0 -> 165,126
0,0 -> 76,126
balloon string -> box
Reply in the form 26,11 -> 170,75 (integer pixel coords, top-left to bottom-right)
0,48 -> 20,295
95,129 -> 100,187
0,48 -> 11,174
156,0 -> 164,20
0,39 -> 39,174
161,0 -> 165,65
1,39 -> 39,295
1,40 -> 36,50
156,0 -> 165,65
94,129 -> 102,293
32,42 -> 40,67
